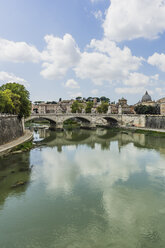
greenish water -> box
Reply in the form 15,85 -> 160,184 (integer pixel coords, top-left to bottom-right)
1,128 -> 165,247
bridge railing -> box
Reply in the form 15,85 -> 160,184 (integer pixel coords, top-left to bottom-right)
30,113 -> 121,116
0,113 -> 17,117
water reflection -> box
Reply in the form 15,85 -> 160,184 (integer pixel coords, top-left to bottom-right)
0,152 -> 31,207
1,128 -> 165,247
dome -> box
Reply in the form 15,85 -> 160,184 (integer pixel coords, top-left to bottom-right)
141,91 -> 152,102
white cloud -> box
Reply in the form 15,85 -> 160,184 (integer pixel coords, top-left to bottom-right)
148,53 -> 165,72
0,71 -> 27,85
91,89 -> 99,95
155,87 -> 165,96
93,10 -> 103,21
115,87 -> 146,95
103,0 -> 165,42
0,38 -> 41,63
75,38 -> 143,85
123,72 -> 158,86
65,79 -> 80,89
41,34 -> 81,80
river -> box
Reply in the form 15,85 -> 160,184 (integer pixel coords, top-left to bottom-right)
0,128 -> 165,248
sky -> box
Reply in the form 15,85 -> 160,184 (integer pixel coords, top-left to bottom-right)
0,0 -> 165,104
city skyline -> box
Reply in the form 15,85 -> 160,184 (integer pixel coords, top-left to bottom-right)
0,0 -> 165,104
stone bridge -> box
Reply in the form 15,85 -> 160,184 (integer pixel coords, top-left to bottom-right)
25,113 -> 146,129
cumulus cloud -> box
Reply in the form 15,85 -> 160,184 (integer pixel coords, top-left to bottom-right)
115,87 -> 146,95
75,38 -> 143,85
148,53 -> 165,72
103,0 -> 165,42
155,87 -> 165,96
0,38 -> 41,63
115,71 -> 159,94
0,71 -> 27,85
65,79 -> 80,89
41,34 -> 81,80
123,72 -> 158,86
93,10 -> 103,21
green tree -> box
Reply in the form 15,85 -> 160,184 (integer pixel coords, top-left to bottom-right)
86,97 -> 93,102
71,100 -> 84,113
96,102 -> 109,113
134,105 -> 160,115
100,96 -> 110,103
97,105 -> 102,113
0,90 -> 14,114
75,96 -> 82,102
85,101 -> 94,113
0,83 -> 31,118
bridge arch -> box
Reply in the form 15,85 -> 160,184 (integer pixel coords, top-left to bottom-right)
103,116 -> 118,127
62,116 -> 91,124
25,115 -> 56,124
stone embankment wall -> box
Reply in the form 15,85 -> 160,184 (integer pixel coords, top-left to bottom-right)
145,116 -> 165,129
121,115 -> 146,128
0,115 -> 24,145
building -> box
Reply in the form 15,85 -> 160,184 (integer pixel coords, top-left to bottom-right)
136,91 -> 156,107
32,100 -> 74,114
108,98 -> 134,114
157,98 -> 165,115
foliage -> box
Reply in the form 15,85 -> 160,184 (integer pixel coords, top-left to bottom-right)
34,101 -> 44,104
13,141 -> 34,152
85,101 -> 94,113
0,83 -> 31,118
97,102 -> 109,113
100,96 -> 110,103
86,97 -> 93,102
134,105 -> 160,115
0,89 -> 15,114
71,100 -> 84,113
46,101 -> 57,104
75,96 -> 82,101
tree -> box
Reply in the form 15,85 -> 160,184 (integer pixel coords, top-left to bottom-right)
97,102 -> 109,113
0,83 -> 31,118
0,90 -> 14,114
100,96 -> 110,103
71,101 -> 84,113
134,105 -> 160,115
76,96 -> 82,101
86,97 -> 93,102
85,101 -> 94,113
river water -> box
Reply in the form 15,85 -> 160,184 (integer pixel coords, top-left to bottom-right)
1,128 -> 165,248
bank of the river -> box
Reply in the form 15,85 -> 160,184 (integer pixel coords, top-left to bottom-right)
0,130 -> 33,157
120,125 -> 165,134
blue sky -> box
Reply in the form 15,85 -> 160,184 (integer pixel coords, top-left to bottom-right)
0,0 -> 165,104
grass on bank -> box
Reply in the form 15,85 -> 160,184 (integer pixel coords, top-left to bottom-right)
118,127 -> 165,137
12,141 -> 34,152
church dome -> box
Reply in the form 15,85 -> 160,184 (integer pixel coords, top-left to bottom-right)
142,91 -> 152,102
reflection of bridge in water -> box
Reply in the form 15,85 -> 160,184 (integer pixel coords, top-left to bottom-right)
37,128 -> 157,153
26,113 -> 146,129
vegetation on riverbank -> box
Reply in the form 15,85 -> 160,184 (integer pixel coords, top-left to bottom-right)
118,127 -> 165,137
12,141 -> 34,153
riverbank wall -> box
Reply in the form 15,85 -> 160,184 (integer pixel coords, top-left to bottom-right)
0,130 -> 33,157
0,115 -> 24,145
145,116 -> 165,129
